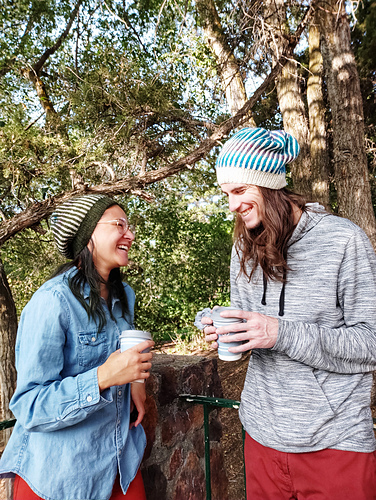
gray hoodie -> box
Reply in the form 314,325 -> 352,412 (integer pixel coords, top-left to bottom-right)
232,204 -> 376,453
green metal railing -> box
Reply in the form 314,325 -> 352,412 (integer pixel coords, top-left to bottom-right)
180,394 -> 245,500
0,419 -> 16,431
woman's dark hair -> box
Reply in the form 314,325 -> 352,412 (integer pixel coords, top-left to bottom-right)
51,246 -> 129,332
234,187 -> 307,283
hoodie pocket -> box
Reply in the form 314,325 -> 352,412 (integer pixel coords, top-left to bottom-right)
253,357 -> 337,449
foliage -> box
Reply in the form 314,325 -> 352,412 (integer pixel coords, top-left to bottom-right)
351,0 -> 376,131
351,0 -> 376,213
0,0 -> 223,215
123,169 -> 233,341
2,227 -> 64,314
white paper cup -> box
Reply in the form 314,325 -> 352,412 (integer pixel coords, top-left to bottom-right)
211,307 -> 244,361
120,330 -> 152,382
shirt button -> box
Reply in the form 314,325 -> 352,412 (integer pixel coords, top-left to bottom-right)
91,337 -> 96,342
118,390 -> 122,396
87,395 -> 93,402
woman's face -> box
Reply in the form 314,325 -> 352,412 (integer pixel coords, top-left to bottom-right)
221,183 -> 264,229
88,205 -> 135,280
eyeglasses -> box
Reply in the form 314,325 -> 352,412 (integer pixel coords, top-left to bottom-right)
97,218 -> 135,235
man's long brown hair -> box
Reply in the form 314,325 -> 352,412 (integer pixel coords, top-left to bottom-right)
234,187 -> 307,283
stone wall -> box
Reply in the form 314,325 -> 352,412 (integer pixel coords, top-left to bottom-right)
141,353 -> 229,500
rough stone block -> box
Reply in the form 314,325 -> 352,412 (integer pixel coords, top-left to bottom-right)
172,451 -> 206,500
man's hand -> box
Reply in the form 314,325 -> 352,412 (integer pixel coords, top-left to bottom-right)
216,309 -> 279,352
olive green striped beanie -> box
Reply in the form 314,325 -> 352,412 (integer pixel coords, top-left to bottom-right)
51,194 -> 116,259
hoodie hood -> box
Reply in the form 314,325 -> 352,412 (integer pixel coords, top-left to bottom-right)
288,203 -> 329,247
263,203 -> 330,317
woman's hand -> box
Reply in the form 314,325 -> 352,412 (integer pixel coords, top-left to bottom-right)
130,382 -> 147,428
216,309 -> 278,352
97,340 -> 154,391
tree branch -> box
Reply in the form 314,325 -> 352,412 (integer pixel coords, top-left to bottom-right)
33,0 -> 83,75
0,3 -> 314,247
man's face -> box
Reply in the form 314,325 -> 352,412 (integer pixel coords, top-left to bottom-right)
221,183 -> 264,229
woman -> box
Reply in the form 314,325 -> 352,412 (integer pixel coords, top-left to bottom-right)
0,194 -> 154,500
196,128 -> 376,499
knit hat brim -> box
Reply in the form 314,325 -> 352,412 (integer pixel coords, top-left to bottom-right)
216,166 -> 287,189
72,196 -> 117,258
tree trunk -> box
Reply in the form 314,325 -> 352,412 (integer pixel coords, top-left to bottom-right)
196,0 -> 256,127
307,11 -> 330,208
264,0 -> 312,198
0,258 -> 17,499
277,59 -> 312,198
319,0 -> 376,248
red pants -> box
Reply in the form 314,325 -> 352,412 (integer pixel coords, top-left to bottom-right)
244,433 -> 376,500
13,470 -> 146,500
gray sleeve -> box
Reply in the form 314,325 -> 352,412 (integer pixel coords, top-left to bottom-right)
275,231 -> 376,373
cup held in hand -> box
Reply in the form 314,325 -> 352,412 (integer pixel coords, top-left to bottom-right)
120,330 -> 153,382
211,307 -> 245,362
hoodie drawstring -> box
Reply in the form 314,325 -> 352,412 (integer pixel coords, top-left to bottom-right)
278,270 -> 286,317
262,273 -> 267,305
261,271 -> 286,317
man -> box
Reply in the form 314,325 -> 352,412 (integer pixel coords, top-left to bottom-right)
196,127 -> 376,499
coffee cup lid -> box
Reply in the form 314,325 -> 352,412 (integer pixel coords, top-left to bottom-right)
211,306 -> 243,324
120,330 -> 152,340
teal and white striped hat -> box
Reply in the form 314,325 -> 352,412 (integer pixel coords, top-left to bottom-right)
51,194 -> 116,259
215,127 -> 300,190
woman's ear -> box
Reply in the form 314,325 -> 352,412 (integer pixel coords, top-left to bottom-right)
86,236 -> 94,253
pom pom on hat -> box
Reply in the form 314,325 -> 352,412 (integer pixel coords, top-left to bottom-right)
215,127 -> 300,189
51,194 -> 117,259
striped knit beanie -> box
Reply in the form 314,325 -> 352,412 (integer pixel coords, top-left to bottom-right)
51,194 -> 117,259
215,127 -> 300,190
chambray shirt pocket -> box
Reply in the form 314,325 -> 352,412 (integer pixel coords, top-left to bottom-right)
77,331 -> 108,369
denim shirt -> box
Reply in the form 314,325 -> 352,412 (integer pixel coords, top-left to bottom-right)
0,269 -> 146,500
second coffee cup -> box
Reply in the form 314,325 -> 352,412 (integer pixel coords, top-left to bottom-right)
211,306 -> 245,361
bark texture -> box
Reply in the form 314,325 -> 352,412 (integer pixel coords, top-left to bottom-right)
277,59 -> 312,198
196,0 -> 256,127
265,0 -> 312,198
307,11 -> 330,208
0,259 -> 17,433
319,0 -> 376,248
0,259 -> 17,500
